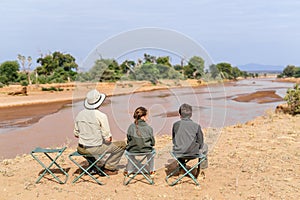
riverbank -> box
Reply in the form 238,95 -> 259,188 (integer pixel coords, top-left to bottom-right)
274,77 -> 300,84
0,111 -> 299,200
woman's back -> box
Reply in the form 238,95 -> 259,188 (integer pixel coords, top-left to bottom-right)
126,119 -> 155,153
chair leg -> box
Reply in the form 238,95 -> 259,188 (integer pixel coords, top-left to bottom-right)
44,153 -> 69,182
166,154 -> 207,186
31,151 -> 68,184
179,163 -> 199,186
123,151 -> 155,185
69,153 -> 109,185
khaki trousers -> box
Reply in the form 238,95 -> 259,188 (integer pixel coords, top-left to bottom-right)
77,141 -> 126,170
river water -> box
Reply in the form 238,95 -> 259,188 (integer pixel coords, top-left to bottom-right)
0,78 -> 295,158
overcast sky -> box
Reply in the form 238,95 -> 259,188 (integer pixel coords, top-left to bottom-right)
1,0 -> 300,68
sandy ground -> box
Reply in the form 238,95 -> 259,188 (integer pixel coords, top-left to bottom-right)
274,77 -> 300,84
0,78 -> 299,200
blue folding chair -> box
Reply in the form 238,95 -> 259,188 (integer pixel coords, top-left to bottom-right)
123,150 -> 156,185
69,151 -> 109,185
30,147 -> 69,184
166,152 -> 207,186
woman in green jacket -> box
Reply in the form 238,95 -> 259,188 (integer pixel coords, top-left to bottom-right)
124,106 -> 155,176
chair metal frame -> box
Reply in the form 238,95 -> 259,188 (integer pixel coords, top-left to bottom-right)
30,147 -> 69,184
69,151 -> 109,185
123,150 -> 156,185
166,151 -> 206,186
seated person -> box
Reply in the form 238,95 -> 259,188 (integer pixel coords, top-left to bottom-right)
74,89 -> 126,175
172,103 -> 208,170
124,106 -> 155,176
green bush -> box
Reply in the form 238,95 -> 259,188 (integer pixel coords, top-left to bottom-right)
20,80 -> 28,86
0,61 -> 19,85
37,75 -> 49,84
41,87 -> 64,92
0,76 -> 8,85
277,74 -> 283,78
284,84 -> 300,115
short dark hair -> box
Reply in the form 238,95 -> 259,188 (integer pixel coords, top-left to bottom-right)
179,103 -> 192,118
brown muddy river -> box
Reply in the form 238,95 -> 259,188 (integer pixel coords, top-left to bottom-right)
0,78 -> 295,158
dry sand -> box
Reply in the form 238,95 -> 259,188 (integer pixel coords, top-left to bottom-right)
274,77 -> 300,84
0,79 -> 299,200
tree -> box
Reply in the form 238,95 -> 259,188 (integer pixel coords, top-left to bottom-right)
120,60 -> 135,75
0,61 -> 20,85
242,71 -> 249,79
282,65 -> 296,77
156,64 -> 170,79
215,62 -> 233,79
209,64 -> 219,79
183,56 -> 205,79
167,66 -> 183,79
143,53 -> 156,64
231,67 -> 243,80
36,55 -> 55,75
214,63 -> 243,80
294,67 -> 300,78
88,59 -> 121,82
36,51 -> 78,83
133,63 -> 160,84
173,64 -> 182,71
156,56 -> 172,67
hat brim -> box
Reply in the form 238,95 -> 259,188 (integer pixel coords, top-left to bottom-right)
84,93 -> 106,109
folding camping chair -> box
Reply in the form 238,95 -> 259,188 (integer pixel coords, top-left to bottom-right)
123,150 -> 156,185
30,147 -> 69,184
165,152 -> 207,186
69,151 -> 109,185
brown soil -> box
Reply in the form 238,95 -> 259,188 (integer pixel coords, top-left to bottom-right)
274,77 -> 300,84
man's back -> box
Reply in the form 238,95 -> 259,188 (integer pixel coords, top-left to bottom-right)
172,118 -> 203,157
74,109 -> 112,146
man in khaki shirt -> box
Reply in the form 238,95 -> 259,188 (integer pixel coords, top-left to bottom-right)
74,89 -> 126,175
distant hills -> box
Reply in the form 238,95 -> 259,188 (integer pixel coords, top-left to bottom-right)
237,63 -> 284,73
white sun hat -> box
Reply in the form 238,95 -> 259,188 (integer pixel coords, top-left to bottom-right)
84,89 -> 106,109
